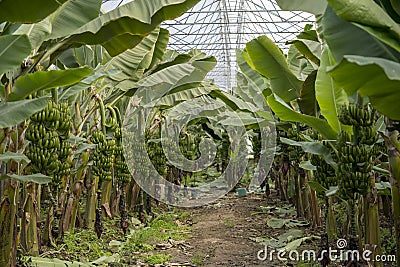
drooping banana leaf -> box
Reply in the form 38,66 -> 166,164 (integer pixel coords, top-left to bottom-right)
153,82 -> 217,108
1,174 -> 52,184
265,94 -> 337,140
315,48 -> 349,133
280,137 -> 336,166
148,28 -> 170,70
328,55 -> 400,120
0,98 -> 48,128
46,0 -> 102,40
236,49 -> 269,92
318,6 -> 400,62
286,39 -> 322,66
275,0 -> 327,15
104,28 -> 163,83
327,0 -> 400,53
287,45 -> 315,80
6,18 -> 51,49
297,70 -> 318,116
244,36 -> 302,103
0,0 -> 68,23
8,67 -> 92,101
0,34 -> 32,74
61,0 -> 200,56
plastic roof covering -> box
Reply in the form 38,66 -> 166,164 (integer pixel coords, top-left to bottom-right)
102,0 -> 315,91
162,0 -> 314,90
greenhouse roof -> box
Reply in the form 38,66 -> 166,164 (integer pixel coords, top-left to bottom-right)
103,0 -> 315,90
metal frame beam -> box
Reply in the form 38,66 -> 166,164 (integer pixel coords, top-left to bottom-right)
163,0 -> 314,90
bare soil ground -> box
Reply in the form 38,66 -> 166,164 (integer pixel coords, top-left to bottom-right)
155,192 -> 318,267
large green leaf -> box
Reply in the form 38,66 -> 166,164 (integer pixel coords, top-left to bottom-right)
59,69 -> 121,101
380,0 -> 400,23
235,49 -> 269,109
154,83 -> 216,107
7,19 -> 52,49
245,36 -> 301,102
151,51 -> 192,73
328,55 -> 400,120
287,45 -> 315,80
327,0 -> 400,53
0,152 -> 30,164
64,0 -> 200,56
132,63 -> 197,102
0,98 -> 48,128
287,39 -> 322,66
266,94 -> 337,139
148,28 -> 170,70
104,28 -> 161,82
276,0 -> 327,15
210,90 -> 258,113
0,34 -> 32,74
235,72 -> 266,110
112,53 -> 215,100
2,174 -> 52,184
315,48 -> 349,132
318,6 -> 400,62
280,137 -> 336,166
8,67 -> 92,101
47,0 -> 101,40
297,70 -> 318,116
0,0 -> 67,23
236,49 -> 269,92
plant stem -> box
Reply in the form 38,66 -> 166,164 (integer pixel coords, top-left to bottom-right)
387,131 -> 400,267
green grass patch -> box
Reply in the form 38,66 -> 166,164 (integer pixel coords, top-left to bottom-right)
191,254 -> 205,265
61,218 -> 121,262
142,253 -> 171,264
120,212 -> 192,256
223,219 -> 235,228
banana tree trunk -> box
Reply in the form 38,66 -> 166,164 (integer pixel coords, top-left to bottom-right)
326,197 -> 337,240
0,179 -> 18,267
85,172 -> 98,228
67,151 -> 89,231
21,183 -> 39,256
389,149 -> 400,267
365,175 -> 382,267
101,180 -> 112,218
382,128 -> 400,267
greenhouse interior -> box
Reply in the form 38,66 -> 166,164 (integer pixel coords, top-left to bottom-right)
0,0 -> 399,266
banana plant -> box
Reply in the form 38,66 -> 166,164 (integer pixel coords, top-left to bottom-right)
0,0 -> 201,265
259,0 -> 400,265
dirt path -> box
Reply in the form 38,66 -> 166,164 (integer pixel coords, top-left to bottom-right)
166,192 -> 281,267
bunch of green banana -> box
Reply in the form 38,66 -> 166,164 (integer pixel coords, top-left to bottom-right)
285,127 -> 303,161
130,135 -> 150,180
26,100 -> 73,186
113,128 -> 131,183
338,104 -> 375,127
359,126 -> 379,145
336,135 -> 372,199
336,104 -> 379,199
90,130 -> 116,182
338,145 -> 373,164
146,132 -> 167,177
217,132 -> 230,169
252,129 -> 262,160
308,129 -> 323,142
310,154 -> 337,194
